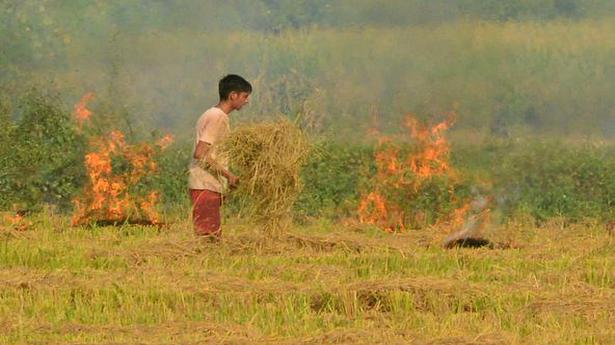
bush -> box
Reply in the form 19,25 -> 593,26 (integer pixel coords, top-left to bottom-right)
296,140 -> 615,224
0,90 -> 86,210
0,101 -> 15,207
495,142 -> 615,222
2,87 -> 612,226
295,142 -> 375,219
149,141 -> 191,210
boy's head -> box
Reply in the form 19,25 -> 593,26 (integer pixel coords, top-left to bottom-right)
219,74 -> 252,110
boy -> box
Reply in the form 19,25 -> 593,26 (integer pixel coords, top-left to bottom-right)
188,74 -> 252,239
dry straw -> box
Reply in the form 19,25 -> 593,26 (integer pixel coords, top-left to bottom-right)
223,118 -> 311,236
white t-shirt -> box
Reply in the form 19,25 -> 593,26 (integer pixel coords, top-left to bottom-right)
188,107 -> 230,192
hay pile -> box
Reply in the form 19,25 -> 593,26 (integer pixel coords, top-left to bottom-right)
223,118 -> 311,235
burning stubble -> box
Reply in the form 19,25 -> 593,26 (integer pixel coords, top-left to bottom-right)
358,112 -> 490,236
71,92 -> 174,226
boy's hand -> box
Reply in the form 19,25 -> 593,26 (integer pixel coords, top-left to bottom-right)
227,174 -> 240,189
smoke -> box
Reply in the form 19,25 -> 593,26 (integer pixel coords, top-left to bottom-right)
2,1 -> 615,142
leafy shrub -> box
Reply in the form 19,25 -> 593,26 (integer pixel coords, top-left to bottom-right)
0,90 -> 86,210
295,140 -> 615,224
152,142 -> 191,209
2,88 -> 613,226
495,142 -> 615,222
0,100 -> 15,207
295,142 -> 374,219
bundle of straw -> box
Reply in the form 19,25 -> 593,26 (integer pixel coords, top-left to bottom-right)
223,118 -> 311,235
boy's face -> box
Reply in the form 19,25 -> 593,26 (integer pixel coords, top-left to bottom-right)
229,91 -> 251,110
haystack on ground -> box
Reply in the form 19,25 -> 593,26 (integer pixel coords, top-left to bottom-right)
223,118 -> 311,236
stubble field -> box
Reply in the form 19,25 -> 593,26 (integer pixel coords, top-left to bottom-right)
1,211 -> 613,344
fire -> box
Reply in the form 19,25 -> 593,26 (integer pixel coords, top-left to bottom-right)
376,141 -> 401,175
450,201 -> 472,228
74,92 -> 95,129
442,196 -> 492,246
358,113 -> 458,231
4,212 -> 31,231
71,94 -> 173,226
71,130 -> 162,225
358,192 -> 388,225
358,192 -> 407,232
6,213 -> 23,224
140,191 -> 160,224
405,113 -> 455,178
156,134 -> 175,150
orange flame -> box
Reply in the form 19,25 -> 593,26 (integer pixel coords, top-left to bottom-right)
4,212 -> 31,231
358,113 -> 457,231
358,192 -> 388,225
358,192 -> 405,232
140,192 -> 160,224
375,141 -> 401,176
156,134 -> 175,150
450,201 -> 472,229
405,113 -> 456,178
72,127 -> 170,226
74,92 -> 95,129
6,213 -> 23,224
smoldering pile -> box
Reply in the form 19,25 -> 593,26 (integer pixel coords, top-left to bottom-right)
223,118 -> 311,235
442,195 -> 493,249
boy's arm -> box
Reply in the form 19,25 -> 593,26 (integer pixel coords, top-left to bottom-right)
194,141 -> 238,186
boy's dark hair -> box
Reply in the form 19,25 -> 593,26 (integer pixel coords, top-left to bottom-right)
219,74 -> 252,100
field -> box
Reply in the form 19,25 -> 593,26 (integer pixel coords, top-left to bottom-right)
2,2 -> 615,344
1,212 -> 613,344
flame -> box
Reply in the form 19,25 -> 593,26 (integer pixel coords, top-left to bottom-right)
358,192 -> 388,225
358,192 -> 404,232
358,113 -> 458,231
375,140 -> 401,176
450,201 -> 472,229
74,92 -> 95,129
140,192 -> 160,224
72,127 -> 170,226
156,134 -> 175,150
4,212 -> 31,231
6,213 -> 23,224
405,113 -> 455,178
441,198 -> 491,244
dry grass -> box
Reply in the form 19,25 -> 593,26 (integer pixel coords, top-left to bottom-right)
223,119 -> 311,236
0,211 -> 613,344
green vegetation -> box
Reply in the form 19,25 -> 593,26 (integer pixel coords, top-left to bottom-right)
1,3 -> 614,342
1,92 -> 613,223
492,142 -> 615,222
297,142 -> 374,219
0,90 -> 86,211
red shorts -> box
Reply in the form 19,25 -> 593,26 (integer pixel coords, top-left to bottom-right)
189,189 -> 222,238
